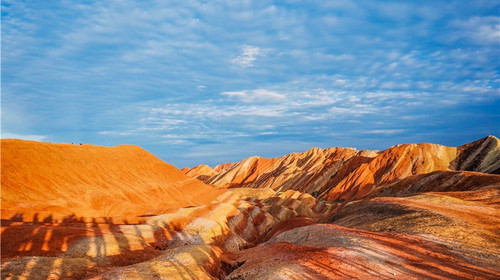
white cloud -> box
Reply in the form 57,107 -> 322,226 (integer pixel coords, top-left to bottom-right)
98,131 -> 137,136
348,96 -> 360,102
1,132 -> 48,141
259,131 -> 277,135
440,99 -> 459,106
329,107 -> 355,115
363,129 -> 406,135
364,92 -> 420,100
303,115 -> 329,121
221,91 -> 246,98
379,81 -> 410,90
221,89 -> 286,102
330,104 -> 376,116
231,45 -> 262,68
450,16 -> 500,45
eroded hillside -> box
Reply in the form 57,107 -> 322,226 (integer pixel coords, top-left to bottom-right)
2,137 -> 499,279
183,136 -> 500,202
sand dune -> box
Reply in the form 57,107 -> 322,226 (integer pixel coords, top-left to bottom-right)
1,139 -> 225,222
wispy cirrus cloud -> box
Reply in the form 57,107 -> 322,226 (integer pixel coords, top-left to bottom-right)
362,129 -> 406,135
221,89 -> 286,102
231,45 -> 263,68
449,16 -> 500,45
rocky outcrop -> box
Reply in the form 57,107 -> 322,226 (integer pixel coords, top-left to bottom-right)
206,156 -> 280,188
371,170 -> 500,197
452,135 -> 500,174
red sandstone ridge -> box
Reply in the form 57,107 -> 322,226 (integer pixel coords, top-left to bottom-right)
1,139 -> 226,222
183,164 -> 219,182
182,136 -> 500,202
324,142 -> 456,201
207,156 -> 280,188
184,147 -> 378,195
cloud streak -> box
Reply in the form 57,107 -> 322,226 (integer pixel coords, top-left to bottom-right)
221,89 -> 286,102
231,45 -> 263,68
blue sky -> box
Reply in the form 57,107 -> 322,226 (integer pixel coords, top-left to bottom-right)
2,1 -> 499,167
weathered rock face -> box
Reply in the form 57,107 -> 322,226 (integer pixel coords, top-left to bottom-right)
1,139 -> 226,221
183,136 -> 500,203
452,135 -> 500,174
207,156 -> 280,189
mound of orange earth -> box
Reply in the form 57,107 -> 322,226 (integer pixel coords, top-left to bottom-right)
182,136 -> 500,203
1,139 -> 226,221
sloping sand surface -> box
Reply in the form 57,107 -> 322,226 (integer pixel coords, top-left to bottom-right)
1,139 -> 225,221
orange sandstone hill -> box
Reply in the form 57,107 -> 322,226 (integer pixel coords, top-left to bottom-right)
183,136 -> 500,202
1,139 -> 225,222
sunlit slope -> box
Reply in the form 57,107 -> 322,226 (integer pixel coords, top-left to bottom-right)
184,136 -> 500,203
1,139 -> 225,220
324,143 -> 457,201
